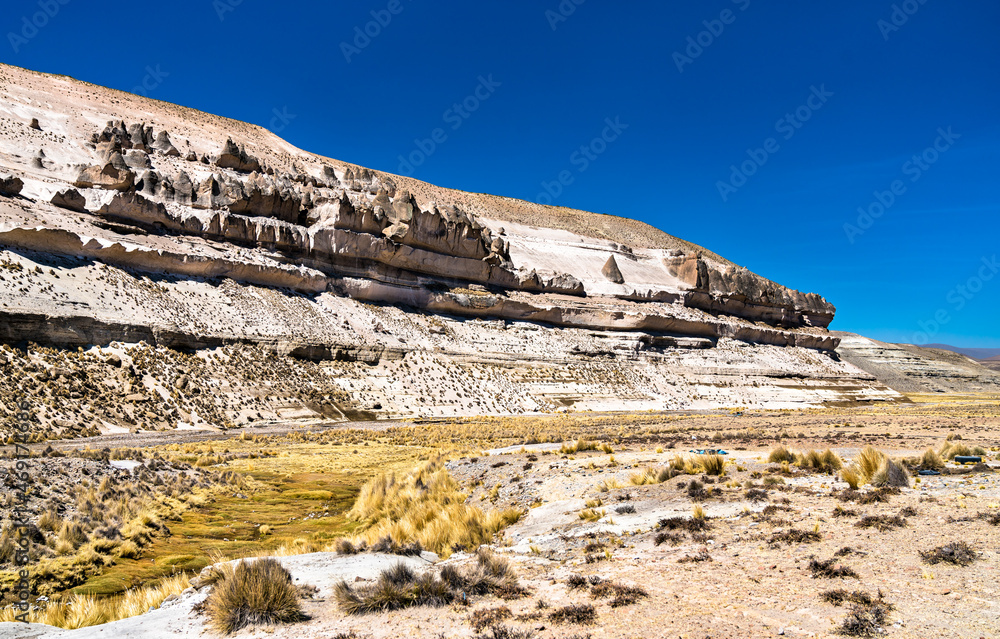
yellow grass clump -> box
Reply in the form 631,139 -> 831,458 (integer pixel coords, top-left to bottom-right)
345,457 -> 522,558
0,573 -> 190,629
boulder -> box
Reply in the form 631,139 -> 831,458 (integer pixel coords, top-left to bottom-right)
74,164 -> 135,191
602,255 -> 625,284
50,188 -> 88,212
0,174 -> 23,197
29,118 -> 41,130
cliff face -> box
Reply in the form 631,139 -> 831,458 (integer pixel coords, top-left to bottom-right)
0,64 -> 899,429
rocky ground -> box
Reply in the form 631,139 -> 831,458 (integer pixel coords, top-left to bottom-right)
2,400 -> 998,638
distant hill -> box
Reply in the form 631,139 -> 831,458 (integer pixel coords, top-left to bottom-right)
925,344 -> 1000,361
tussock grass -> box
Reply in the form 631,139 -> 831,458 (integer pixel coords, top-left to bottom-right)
768,446 -> 796,464
940,441 -> 972,460
0,573 -> 190,628
629,466 -> 674,485
857,447 -> 885,484
335,549 -> 526,615
917,448 -> 945,470
205,559 -> 305,634
698,454 -> 727,476
346,457 -> 522,558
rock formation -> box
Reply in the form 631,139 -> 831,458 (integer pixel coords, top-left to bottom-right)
0,62 -> 906,428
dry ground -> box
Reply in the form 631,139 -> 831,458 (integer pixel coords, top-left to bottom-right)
3,396 -> 998,638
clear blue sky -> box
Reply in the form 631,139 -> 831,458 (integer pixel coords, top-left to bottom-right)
5,0 -> 999,346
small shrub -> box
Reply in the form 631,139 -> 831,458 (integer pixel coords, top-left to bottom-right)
919,541 -> 978,566
832,506 -> 856,518
808,557 -> 859,579
837,600 -> 894,637
548,604 -> 596,625
978,511 -> 1000,526
768,529 -> 821,547
657,516 -> 710,532
614,504 -> 635,514
589,581 -> 648,607
855,515 -> 906,532
678,550 -> 712,563
654,532 -> 683,546
566,574 -> 587,590
745,488 -> 768,503
820,589 -> 882,607
470,606 -> 513,632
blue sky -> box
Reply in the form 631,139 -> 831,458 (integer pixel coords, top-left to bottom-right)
5,0 -> 999,346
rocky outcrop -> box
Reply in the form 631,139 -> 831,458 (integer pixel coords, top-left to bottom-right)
74,163 -> 135,191
216,138 -> 262,173
50,188 -> 87,212
0,174 -> 23,197
602,255 -> 624,283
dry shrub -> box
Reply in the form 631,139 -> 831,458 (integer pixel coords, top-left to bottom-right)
768,529 -> 821,547
820,589 -> 883,607
808,557 -> 858,579
653,532 -> 683,546
855,515 -> 906,532
548,604 -> 596,625
919,541 -> 978,566
205,559 -> 305,634
838,600 -> 894,637
566,574 -> 588,590
470,606 -> 513,632
657,516 -> 710,533
336,550 -> 525,615
589,581 -> 648,607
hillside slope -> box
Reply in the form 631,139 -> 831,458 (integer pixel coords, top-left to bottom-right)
0,64 -> 904,438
